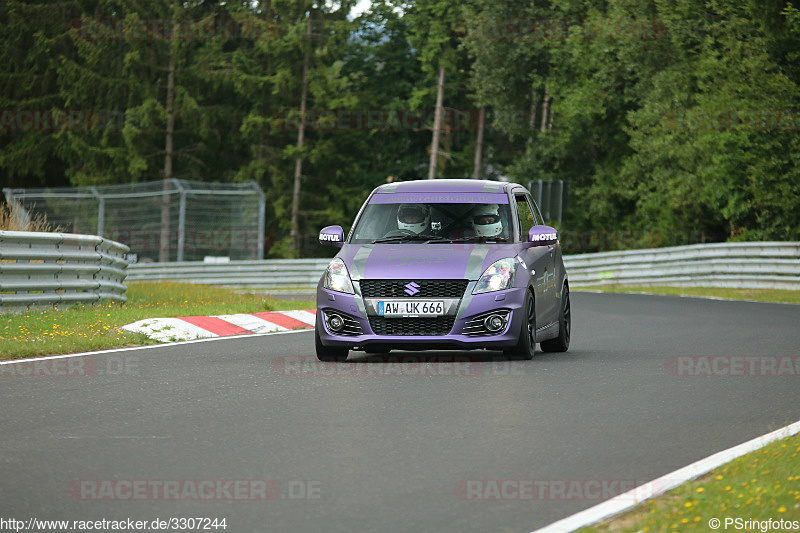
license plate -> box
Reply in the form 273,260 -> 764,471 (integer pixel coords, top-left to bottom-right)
378,300 -> 444,317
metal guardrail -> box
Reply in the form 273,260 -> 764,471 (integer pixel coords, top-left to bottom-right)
127,258 -> 332,289
0,230 -> 130,310
126,242 -> 800,291
563,241 -> 800,290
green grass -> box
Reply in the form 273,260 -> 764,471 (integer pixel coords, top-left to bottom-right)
0,282 -> 314,360
576,285 -> 800,304
578,432 -> 800,532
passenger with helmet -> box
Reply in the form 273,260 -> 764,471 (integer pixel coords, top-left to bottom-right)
471,204 -> 503,238
396,204 -> 430,234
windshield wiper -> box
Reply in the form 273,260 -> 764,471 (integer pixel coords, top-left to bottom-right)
371,234 -> 510,244
429,236 -> 510,244
371,233 -> 441,244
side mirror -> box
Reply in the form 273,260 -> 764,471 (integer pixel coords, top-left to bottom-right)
528,225 -> 558,246
319,225 -> 344,248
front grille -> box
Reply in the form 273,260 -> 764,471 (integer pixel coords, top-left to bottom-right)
359,279 -> 469,299
368,316 -> 456,336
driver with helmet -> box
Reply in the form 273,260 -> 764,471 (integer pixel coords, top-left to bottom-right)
396,204 -> 431,234
471,204 -> 503,238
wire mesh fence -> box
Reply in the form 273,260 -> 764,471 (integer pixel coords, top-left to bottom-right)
3,179 -> 265,263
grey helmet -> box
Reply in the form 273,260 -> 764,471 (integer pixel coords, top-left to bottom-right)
471,204 -> 502,237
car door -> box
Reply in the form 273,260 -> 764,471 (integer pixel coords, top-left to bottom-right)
513,192 -> 556,327
528,194 -> 558,324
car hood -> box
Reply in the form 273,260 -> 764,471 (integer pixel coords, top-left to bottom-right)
336,243 -> 518,281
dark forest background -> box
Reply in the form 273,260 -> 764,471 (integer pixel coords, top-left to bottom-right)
2,0 -> 799,257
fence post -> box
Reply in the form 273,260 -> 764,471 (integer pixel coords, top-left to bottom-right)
253,182 -> 266,260
89,186 -> 104,237
174,179 -> 187,262
557,180 -> 564,226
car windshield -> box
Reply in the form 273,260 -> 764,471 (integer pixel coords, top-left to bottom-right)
349,202 -> 513,244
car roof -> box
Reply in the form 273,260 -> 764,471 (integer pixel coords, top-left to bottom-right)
373,179 -> 525,195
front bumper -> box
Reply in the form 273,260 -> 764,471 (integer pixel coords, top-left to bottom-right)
316,281 -> 527,351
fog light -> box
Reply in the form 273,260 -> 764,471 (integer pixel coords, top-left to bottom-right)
484,314 -> 506,333
327,313 -> 344,332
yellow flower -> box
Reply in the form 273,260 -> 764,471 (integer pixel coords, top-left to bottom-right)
696,487 -> 704,493
778,506 -> 787,513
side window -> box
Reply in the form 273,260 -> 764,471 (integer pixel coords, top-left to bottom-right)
515,194 -> 536,240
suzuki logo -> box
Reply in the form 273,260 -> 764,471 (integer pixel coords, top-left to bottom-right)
404,282 -> 420,296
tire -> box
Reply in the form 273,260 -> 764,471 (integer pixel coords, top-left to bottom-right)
315,321 -> 349,362
540,284 -> 571,353
504,289 -> 536,360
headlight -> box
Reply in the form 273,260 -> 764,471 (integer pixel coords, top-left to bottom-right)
473,258 -> 517,294
324,258 -> 355,294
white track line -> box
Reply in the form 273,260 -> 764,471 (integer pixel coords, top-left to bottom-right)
532,419 -> 800,533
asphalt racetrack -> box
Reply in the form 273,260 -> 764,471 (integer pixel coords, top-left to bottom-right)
1,292 -> 799,532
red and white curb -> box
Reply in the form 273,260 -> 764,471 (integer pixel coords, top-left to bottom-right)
121,310 -> 316,343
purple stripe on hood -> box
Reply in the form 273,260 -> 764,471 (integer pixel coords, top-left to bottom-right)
338,243 -> 520,281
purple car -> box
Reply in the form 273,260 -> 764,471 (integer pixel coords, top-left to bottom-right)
315,179 -> 570,361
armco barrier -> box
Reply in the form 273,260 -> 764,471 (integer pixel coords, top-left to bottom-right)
0,230 -> 130,310
126,242 -> 800,291
564,241 -> 800,289
126,258 -> 332,289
